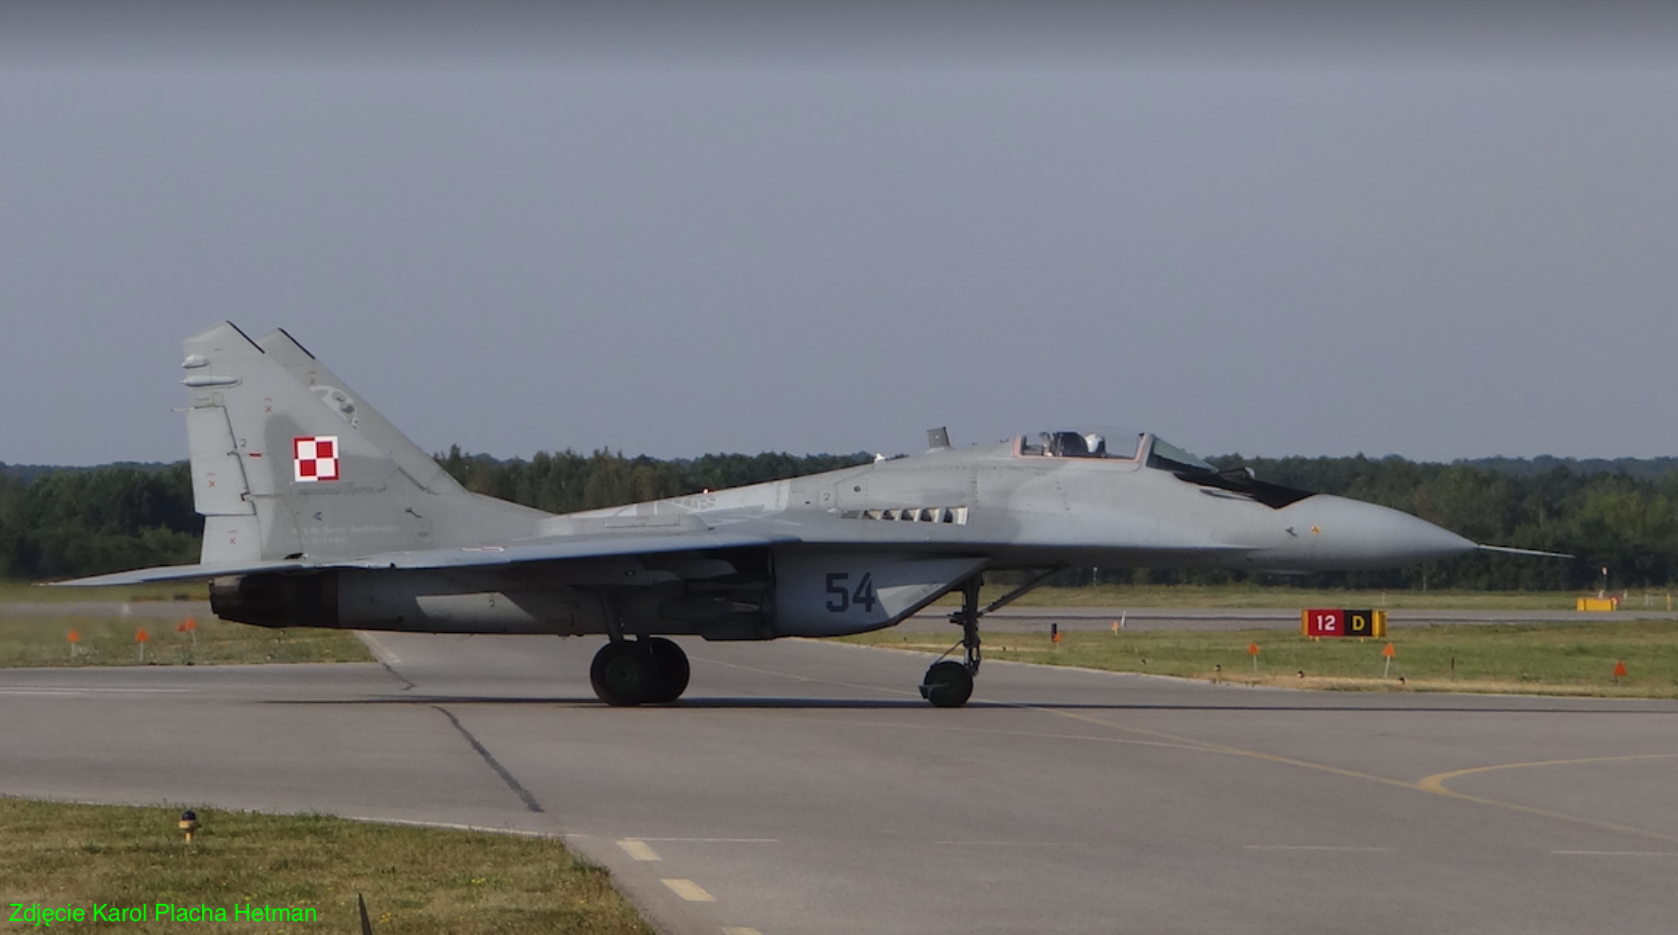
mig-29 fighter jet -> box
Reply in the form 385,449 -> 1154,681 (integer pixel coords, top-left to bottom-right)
64,322 -> 1492,707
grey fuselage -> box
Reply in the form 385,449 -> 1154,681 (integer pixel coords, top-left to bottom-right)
207,433 -> 1471,642
558,434 -> 1471,574
85,324 -> 1475,646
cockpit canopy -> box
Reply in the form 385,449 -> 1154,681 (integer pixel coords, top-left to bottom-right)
1020,428 -> 1217,474
1016,427 -> 1316,508
1145,436 -> 1217,474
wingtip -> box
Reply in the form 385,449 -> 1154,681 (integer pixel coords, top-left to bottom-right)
1477,544 -> 1574,559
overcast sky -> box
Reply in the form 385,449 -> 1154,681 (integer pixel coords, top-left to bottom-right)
4,3 -> 1677,466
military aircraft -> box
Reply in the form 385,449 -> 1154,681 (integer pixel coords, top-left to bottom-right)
65,322 -> 1496,707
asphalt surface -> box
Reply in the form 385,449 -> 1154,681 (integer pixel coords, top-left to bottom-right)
3,631 -> 1677,934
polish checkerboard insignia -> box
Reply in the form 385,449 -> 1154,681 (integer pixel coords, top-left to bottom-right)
292,436 -> 340,482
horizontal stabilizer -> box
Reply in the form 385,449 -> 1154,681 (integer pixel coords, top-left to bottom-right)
50,559 -> 319,587
51,530 -> 798,586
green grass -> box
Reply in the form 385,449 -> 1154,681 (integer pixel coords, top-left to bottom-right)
844,619 -> 1678,698
0,580 -> 209,603
930,584 -> 1659,611
0,614 -> 373,667
0,798 -> 652,934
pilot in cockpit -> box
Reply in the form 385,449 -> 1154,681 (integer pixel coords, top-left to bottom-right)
1041,431 -> 1107,458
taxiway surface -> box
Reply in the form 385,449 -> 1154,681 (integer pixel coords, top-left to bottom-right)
3,634 -> 1676,934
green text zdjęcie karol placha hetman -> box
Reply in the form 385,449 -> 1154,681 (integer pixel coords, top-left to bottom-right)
9,902 -> 319,926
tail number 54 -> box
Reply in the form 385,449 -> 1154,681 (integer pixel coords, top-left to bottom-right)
824,572 -> 878,613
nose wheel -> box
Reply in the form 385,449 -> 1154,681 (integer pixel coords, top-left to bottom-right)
920,578 -> 982,708
591,637 -> 691,706
921,660 -> 974,707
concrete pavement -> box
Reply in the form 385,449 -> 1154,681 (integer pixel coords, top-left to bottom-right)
2,633 -> 1675,934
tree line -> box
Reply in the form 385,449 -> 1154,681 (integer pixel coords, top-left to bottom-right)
0,463 -> 200,581
0,450 -> 871,581
1,450 -> 1674,590
1199,454 -> 1675,591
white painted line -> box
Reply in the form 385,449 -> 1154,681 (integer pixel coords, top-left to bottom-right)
933,840 -> 1070,847
344,816 -> 560,839
1552,850 -> 1678,857
722,928 -> 764,935
1244,845 -> 1394,852
356,631 -> 401,664
636,837 -> 778,844
662,879 -> 716,902
618,839 -> 661,861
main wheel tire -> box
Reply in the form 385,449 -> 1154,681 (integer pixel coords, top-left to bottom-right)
590,642 -> 656,706
644,637 -> 691,704
921,660 -> 974,708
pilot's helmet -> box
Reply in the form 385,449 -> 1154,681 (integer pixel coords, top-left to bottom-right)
1084,433 -> 1106,456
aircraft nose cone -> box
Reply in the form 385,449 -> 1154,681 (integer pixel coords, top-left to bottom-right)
1279,495 -> 1476,570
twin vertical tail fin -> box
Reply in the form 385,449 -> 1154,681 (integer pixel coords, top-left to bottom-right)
182,322 -> 543,565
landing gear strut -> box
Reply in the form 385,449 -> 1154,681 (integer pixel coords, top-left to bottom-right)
590,637 -> 691,706
918,566 -> 1066,708
920,578 -> 981,708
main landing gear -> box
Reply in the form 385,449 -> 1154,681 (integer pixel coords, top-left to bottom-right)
590,637 -> 691,706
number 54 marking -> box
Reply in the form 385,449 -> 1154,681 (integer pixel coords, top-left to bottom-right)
824,572 -> 878,613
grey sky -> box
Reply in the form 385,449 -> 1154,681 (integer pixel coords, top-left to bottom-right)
4,4 -> 1677,466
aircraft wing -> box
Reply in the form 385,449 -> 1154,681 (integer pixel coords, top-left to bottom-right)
53,529 -> 800,587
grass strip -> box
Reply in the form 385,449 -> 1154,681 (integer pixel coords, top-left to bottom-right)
930,584 -> 1676,611
843,619 -> 1678,698
0,581 -> 209,603
0,615 -> 373,667
0,799 -> 652,934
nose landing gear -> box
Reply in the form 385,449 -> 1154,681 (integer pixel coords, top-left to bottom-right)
920,578 -> 981,708
917,566 -> 1066,708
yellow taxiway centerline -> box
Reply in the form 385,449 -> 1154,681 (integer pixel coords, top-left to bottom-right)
617,839 -> 661,861
661,879 -> 716,902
